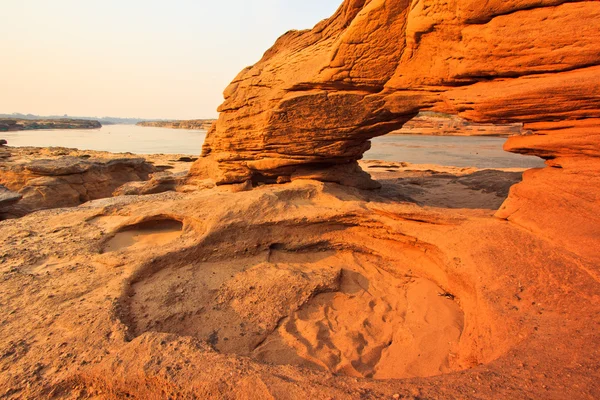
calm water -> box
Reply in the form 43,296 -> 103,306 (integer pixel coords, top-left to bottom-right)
2,124 -> 207,155
2,125 -> 545,168
367,134 -> 545,168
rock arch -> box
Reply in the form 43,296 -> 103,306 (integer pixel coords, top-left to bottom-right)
190,0 -> 600,260
191,0 -> 599,185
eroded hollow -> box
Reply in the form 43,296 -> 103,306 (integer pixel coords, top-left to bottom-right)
102,219 -> 183,253
120,247 -> 466,379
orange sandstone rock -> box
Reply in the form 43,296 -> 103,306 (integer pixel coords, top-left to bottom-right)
191,0 -> 600,187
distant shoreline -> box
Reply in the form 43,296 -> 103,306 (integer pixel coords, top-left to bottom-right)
387,113 -> 523,137
0,118 -> 101,132
136,119 -> 216,131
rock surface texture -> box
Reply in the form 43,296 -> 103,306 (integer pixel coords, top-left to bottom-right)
192,0 -> 600,270
0,147 -> 200,218
0,176 -> 598,398
1,1 -> 599,399
192,0 -> 599,187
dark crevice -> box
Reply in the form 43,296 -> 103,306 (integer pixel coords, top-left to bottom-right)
288,82 -> 385,94
453,62 -> 600,82
464,1 -> 588,25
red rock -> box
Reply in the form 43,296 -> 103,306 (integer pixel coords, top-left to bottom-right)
191,0 -> 600,188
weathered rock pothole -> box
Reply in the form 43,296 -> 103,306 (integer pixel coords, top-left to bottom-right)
102,219 -> 183,253
120,247 -> 465,379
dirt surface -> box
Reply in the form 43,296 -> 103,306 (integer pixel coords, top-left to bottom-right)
1,159 -> 598,399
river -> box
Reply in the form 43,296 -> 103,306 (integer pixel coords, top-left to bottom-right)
2,124 -> 545,169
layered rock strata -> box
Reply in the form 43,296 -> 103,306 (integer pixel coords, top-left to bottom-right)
0,148 -> 155,217
0,157 -> 153,217
0,147 -> 210,218
191,0 -> 600,189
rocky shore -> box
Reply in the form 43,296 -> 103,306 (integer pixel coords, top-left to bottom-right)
0,118 -> 101,132
391,113 -> 523,137
0,146 -> 197,219
0,0 -> 598,399
136,119 -> 216,130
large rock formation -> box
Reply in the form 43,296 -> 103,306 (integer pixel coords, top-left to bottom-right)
1,2 -> 599,398
191,0 -> 599,189
190,0 -> 600,265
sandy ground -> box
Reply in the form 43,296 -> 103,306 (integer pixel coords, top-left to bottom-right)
1,152 -> 599,399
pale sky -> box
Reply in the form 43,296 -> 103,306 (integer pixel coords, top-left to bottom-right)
0,0 -> 341,119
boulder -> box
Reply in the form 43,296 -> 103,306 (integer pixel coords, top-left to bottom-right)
0,156 -> 156,214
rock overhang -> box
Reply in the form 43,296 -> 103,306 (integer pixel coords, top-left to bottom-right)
190,0 -> 600,188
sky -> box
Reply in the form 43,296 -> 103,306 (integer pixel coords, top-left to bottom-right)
0,0 -> 342,120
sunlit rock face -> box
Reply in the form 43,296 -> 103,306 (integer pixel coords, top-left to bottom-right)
189,0 -> 600,255
191,0 -> 600,188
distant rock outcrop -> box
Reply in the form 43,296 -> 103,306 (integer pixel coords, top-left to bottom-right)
391,112 -> 523,137
137,119 -> 216,130
0,147 -> 207,219
0,118 -> 101,131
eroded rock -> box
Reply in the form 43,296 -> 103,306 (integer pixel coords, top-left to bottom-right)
0,156 -> 155,214
190,0 -> 600,188
1,178 -> 598,398
0,185 -> 22,219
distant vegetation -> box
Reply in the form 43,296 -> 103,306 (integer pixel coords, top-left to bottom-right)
137,119 -> 216,130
